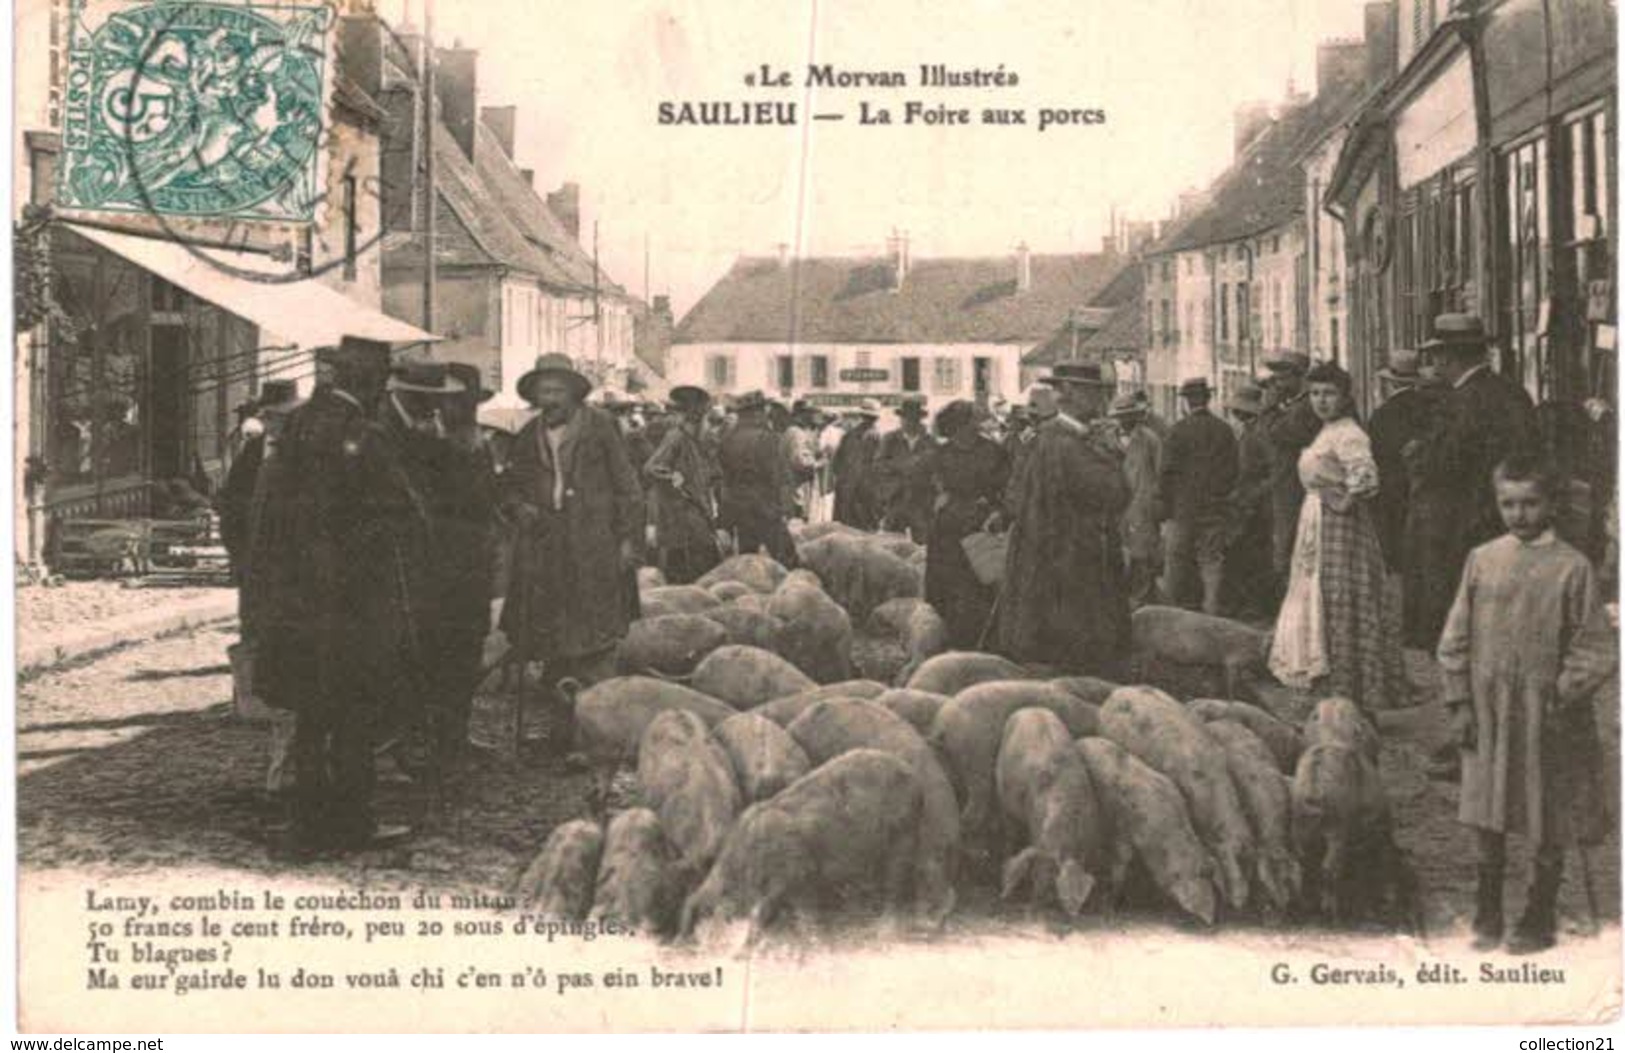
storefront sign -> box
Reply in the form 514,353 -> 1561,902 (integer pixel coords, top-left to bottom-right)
838,368 -> 890,382
806,392 -> 905,407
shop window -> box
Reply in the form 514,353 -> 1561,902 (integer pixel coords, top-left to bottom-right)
1500,136 -> 1549,398
900,356 -> 921,392
707,354 -> 734,389
932,356 -> 960,394
809,355 -> 829,389
776,354 -> 794,391
1565,108 -> 1612,402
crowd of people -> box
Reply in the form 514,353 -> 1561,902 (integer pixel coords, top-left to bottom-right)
218,314 -> 1616,956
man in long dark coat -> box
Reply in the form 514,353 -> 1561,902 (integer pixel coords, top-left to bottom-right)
718,391 -> 799,567
1365,349 -> 1439,605
995,363 -> 1130,677
1220,383 -> 1274,618
646,385 -> 721,584
501,354 -> 644,722
832,401 -> 882,529
255,337 -> 428,854
1407,314 -> 1538,650
1157,377 -> 1238,615
1260,351 -> 1320,594
875,396 -> 937,542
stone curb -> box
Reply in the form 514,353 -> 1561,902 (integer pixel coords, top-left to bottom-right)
17,591 -> 238,677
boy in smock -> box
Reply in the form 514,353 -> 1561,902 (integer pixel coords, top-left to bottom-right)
1437,454 -> 1616,954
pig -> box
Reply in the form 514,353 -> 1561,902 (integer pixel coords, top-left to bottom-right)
1130,605 -> 1271,701
515,818 -> 604,919
733,593 -> 770,615
1303,696 -> 1381,762
707,580 -> 756,604
1076,737 -> 1219,925
866,598 -> 950,682
637,710 -> 742,882
782,568 -> 824,591
640,584 -> 723,619
636,566 -> 667,591
927,679 -> 1091,847
794,521 -> 861,544
751,680 -> 889,726
767,583 -> 855,684
616,614 -> 729,678
995,709 -> 1116,916
712,711 -> 813,803
573,676 -> 737,765
787,699 -> 961,925
1203,720 -> 1302,916
679,749 -> 923,941
695,553 -> 789,594
589,808 -> 678,935
874,688 -> 952,736
1188,699 -> 1304,775
1050,676 -> 1120,707
1291,740 -> 1418,931
1099,686 -> 1255,912
905,651 -> 1031,696
798,533 -> 922,622
701,606 -> 784,652
690,645 -> 816,709
870,532 -> 922,562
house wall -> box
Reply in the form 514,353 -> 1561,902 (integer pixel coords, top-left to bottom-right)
384,271 -> 499,387
313,118 -> 385,309
667,342 -> 1024,413
1303,130 -> 1351,365
1141,254 -> 1181,419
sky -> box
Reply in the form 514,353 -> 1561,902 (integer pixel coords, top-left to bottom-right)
386,0 -> 1375,317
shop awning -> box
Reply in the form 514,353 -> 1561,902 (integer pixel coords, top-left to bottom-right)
60,223 -> 438,349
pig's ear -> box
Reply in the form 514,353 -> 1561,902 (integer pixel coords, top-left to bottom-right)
1056,860 -> 1095,916
1000,848 -> 1038,901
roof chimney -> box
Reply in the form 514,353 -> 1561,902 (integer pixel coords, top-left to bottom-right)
547,182 -> 581,240
887,229 -> 910,288
653,294 -> 673,322
1015,241 -> 1032,293
435,45 -> 478,159
481,104 -> 516,159
1363,2 -> 1398,86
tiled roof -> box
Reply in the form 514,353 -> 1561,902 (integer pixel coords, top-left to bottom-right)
675,252 -> 1121,345
1151,84 -> 1363,254
1024,261 -> 1144,365
1080,299 -> 1145,354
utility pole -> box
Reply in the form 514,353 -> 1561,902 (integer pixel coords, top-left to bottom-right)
593,220 -> 602,361
420,0 -> 436,332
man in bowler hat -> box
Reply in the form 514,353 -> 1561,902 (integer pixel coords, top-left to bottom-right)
1157,377 -> 1238,615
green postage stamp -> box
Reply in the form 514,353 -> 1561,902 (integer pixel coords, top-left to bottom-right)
57,0 -> 333,221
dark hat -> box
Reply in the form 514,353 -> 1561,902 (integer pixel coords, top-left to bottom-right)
446,362 -> 494,403
1108,392 -> 1144,418
1377,348 -> 1423,383
1262,350 -> 1311,374
1227,383 -> 1265,416
791,399 -> 816,417
252,379 -> 302,418
669,385 -> 711,409
1041,362 -> 1112,388
732,390 -> 768,413
1421,313 -> 1489,354
319,335 -> 391,363
897,395 -> 928,418
517,353 -> 591,404
388,361 -> 466,395
1178,377 -> 1212,399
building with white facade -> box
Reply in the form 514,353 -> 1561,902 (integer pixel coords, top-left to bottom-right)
670,240 -> 1123,413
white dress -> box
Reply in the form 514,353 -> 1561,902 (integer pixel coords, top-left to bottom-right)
1268,417 -> 1380,688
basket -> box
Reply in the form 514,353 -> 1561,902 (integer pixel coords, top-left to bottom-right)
960,530 -> 1009,587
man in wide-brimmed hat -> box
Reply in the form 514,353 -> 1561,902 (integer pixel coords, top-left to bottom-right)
1406,314 -> 1538,652
254,336 -> 425,854
501,354 -> 644,745
1109,391 -> 1163,608
875,394 -> 937,541
996,361 -> 1130,675
645,385 -> 721,583
832,398 -> 883,529
718,390 -> 799,566
1365,349 -> 1440,592
1259,349 -> 1320,595
1221,382 -> 1275,617
1157,377 -> 1238,615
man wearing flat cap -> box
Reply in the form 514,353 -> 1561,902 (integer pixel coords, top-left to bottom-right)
875,395 -> 938,542
997,363 -> 1131,675
646,385 -> 721,584
1260,350 -> 1320,597
1406,314 -> 1537,650
1157,377 -> 1238,615
718,391 -> 799,566
501,354 -> 645,742
255,337 -> 426,854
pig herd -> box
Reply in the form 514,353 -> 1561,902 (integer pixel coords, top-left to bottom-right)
512,531 -> 1418,944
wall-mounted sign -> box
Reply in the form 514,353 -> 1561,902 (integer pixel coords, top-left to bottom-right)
807,392 -> 904,407
839,368 -> 889,382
